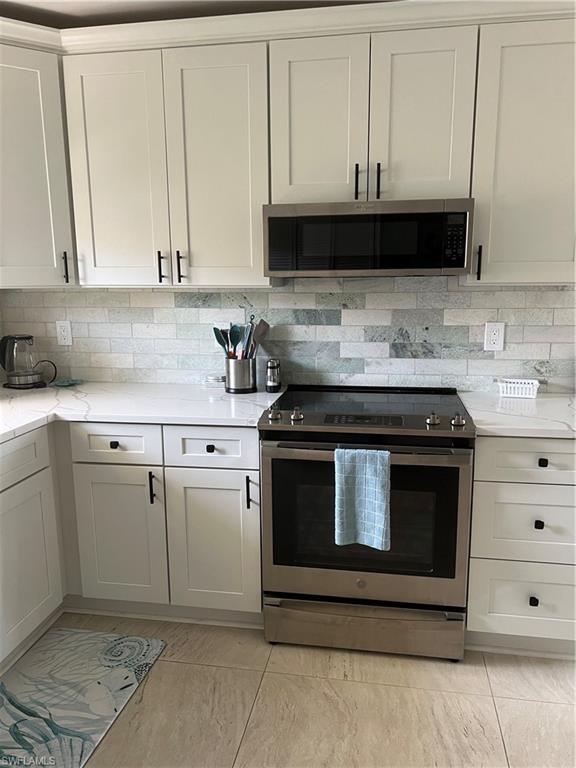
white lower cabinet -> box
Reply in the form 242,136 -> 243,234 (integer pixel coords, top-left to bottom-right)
0,468 -> 62,660
165,467 -> 261,613
73,464 -> 169,603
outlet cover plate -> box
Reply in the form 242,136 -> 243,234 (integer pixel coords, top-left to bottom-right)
56,320 -> 72,346
484,322 -> 505,351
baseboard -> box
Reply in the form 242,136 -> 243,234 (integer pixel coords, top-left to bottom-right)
0,606 -> 63,676
465,630 -> 575,659
62,595 -> 264,630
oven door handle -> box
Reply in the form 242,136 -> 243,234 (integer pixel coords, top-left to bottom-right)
261,443 -> 472,467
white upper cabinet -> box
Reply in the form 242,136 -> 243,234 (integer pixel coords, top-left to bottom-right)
270,35 -> 370,203
0,45 -> 73,288
472,19 -> 575,284
369,26 -> 477,200
64,50 -> 171,286
163,43 -> 269,286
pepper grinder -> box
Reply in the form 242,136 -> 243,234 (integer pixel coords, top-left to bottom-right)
266,358 -> 281,393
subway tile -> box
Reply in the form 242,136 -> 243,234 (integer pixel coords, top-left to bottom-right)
155,370 -> 208,384
134,353 -> 178,369
319,326 -> 363,342
554,307 -> 576,325
342,310 -> 392,326
343,277 -> 395,292
43,292 -> 87,307
90,353 -> 133,368
154,339 -> 202,354
85,291 -> 130,307
108,308 -> 154,323
269,293 -> 316,309
366,293 -> 417,309
220,292 -> 269,309
197,309 -> 246,325
391,309 -> 444,327
261,309 -> 341,326
153,309 -> 179,323
494,343 -> 550,360
175,292 -> 222,308
66,308 -> 107,322
441,375 -> 495,392
316,293 -> 366,309
442,344 -> 493,360
389,374 -> 442,387
2,322 -> 46,336
468,325 -> 523,343
132,323 -> 176,338
174,309 -> 201,324
444,309 -> 498,325
415,326 -> 470,343
177,355 -> 225,370
390,342 -> 441,359
318,357 -> 364,373
525,291 -> 575,308
551,343 -> 576,359
23,307 -> 66,322
69,367 -> 114,381
111,338 -> 155,353
415,359 -> 467,375
394,276 -> 447,292
340,373 -> 390,386
294,278 -> 342,292
524,359 -> 575,379
0,290 -> 44,306
340,343 -> 390,358
416,292 -> 470,309
268,326 -> 317,341
467,360 -> 532,376
70,322 -> 89,338
470,291 -> 526,308
113,368 -> 158,383
89,323 -> 131,338
1,308 -> 25,321
523,326 -> 574,342
498,308 -> 554,325
130,292 -> 175,308
364,327 -> 401,343
365,358 -> 415,374
176,324 -> 214,339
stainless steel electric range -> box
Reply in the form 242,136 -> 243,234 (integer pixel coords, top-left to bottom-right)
257,386 -> 476,661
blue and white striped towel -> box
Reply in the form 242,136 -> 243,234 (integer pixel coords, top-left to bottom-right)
334,448 -> 391,551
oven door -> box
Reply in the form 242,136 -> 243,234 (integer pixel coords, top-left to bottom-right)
261,441 -> 473,608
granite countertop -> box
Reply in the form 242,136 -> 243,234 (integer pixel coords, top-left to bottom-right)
0,383 -> 573,444
460,392 -> 575,440
0,383 -> 281,444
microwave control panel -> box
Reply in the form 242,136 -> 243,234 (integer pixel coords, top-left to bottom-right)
443,214 -> 468,268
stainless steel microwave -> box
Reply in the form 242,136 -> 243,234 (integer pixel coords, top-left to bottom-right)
263,199 -> 474,278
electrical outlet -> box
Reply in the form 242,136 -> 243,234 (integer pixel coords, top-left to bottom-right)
56,320 -> 72,346
484,322 -> 505,351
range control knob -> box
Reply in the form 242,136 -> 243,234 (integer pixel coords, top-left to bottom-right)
451,412 -> 466,427
268,405 -> 282,421
425,412 -> 441,426
290,406 -> 304,422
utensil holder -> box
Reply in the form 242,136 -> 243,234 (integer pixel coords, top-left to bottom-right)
225,358 -> 256,394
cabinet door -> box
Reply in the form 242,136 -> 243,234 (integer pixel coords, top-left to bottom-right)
165,468 -> 260,612
369,26 -> 477,200
0,45 -> 73,287
270,35 -> 370,203
472,19 -> 575,283
0,469 -> 62,661
73,464 -> 169,603
64,51 -> 171,286
163,43 -> 269,286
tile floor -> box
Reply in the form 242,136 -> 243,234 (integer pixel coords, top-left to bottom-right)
54,613 -> 575,768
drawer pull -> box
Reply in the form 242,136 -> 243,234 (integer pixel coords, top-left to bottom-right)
148,471 -> 156,504
534,519 -> 545,530
109,440 -> 120,450
529,596 -> 539,607
538,457 -> 549,468
206,444 -> 216,453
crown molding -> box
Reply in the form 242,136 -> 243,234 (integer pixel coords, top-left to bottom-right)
0,16 -> 62,52
2,1 -> 575,57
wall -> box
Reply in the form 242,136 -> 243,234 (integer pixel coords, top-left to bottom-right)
0,278 -> 574,392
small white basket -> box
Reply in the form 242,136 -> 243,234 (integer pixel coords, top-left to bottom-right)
497,378 -> 540,399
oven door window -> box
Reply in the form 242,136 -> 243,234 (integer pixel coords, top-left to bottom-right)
271,459 -> 458,578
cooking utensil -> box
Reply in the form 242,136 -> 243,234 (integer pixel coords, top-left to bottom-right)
249,319 -> 270,357
229,324 -> 242,357
213,327 -> 229,353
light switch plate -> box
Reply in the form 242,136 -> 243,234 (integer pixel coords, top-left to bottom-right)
484,322 -> 505,351
56,320 -> 72,346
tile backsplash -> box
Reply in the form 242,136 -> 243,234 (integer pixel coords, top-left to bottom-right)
0,278 -> 574,392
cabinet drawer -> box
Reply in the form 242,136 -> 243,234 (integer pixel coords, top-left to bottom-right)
0,427 -> 49,492
163,426 -> 259,469
70,423 -> 163,465
475,437 -> 575,485
471,482 -> 576,565
467,558 -> 575,640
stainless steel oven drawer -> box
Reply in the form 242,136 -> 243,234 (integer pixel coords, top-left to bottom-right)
263,598 -> 465,660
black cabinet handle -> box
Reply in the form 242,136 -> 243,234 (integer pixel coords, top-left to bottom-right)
62,251 -> 70,283
529,596 -> 539,607
205,444 -> 215,453
538,457 -> 549,468
534,519 -> 545,530
109,440 -> 120,450
354,163 -> 360,200
176,250 -> 185,283
376,162 -> 382,200
157,251 -> 168,283
148,472 -> 156,504
246,475 -> 251,509
476,245 -> 483,281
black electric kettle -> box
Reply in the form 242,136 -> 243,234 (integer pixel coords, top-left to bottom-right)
0,335 -> 57,389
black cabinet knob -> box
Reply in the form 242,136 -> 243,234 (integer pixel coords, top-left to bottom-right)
534,519 -> 545,530
109,440 -> 120,449
529,596 -> 539,607
206,444 -> 216,453
538,457 -> 549,468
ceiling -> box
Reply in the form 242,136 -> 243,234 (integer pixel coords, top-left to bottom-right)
0,0 -> 382,28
